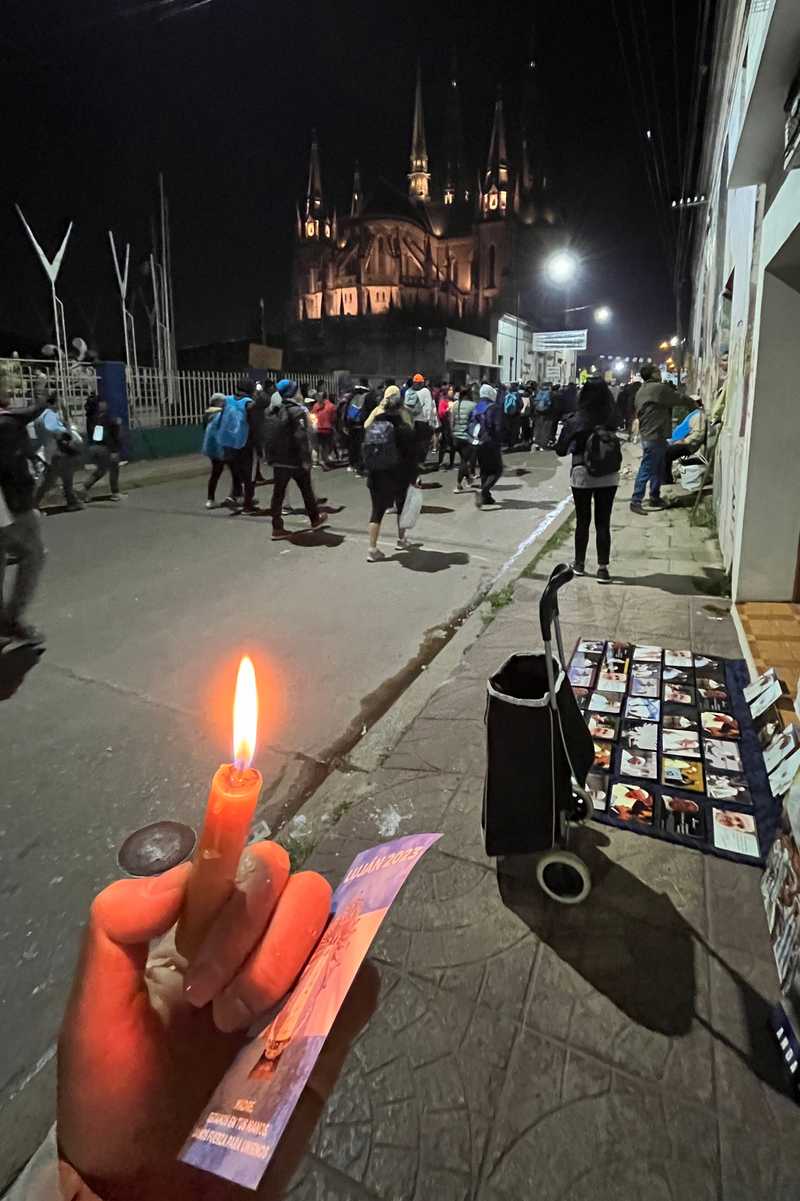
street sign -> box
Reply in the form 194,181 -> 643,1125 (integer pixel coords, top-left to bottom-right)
533,329 -> 588,351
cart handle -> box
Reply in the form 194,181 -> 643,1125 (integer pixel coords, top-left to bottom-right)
539,562 -> 574,643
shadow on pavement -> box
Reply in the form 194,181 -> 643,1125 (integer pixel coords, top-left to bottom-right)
287,530 -> 345,548
421,505 -> 454,515
0,641 -> 45,701
498,498 -> 556,511
418,480 -> 443,490
497,825 -> 789,1095
611,569 -> 730,597
492,484 -> 524,491
380,548 -> 470,573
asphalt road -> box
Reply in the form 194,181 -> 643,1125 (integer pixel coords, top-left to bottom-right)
0,448 -> 570,1185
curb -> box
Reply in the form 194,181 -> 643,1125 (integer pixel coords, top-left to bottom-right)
276,480 -> 578,865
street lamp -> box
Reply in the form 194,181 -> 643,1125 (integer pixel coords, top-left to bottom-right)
546,250 -> 579,285
669,335 -> 679,347
594,305 -> 612,324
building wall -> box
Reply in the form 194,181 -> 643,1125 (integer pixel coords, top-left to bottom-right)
688,0 -> 800,601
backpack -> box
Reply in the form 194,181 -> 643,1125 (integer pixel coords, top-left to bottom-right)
262,404 -> 295,463
534,388 -> 553,415
217,396 -> 249,451
584,428 -> 622,477
403,388 -> 422,421
362,418 -> 399,470
346,399 -> 364,424
467,403 -> 491,446
504,390 -> 520,416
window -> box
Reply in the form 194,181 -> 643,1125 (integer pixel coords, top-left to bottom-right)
305,220 -> 316,238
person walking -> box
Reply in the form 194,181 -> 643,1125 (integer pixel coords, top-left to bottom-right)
312,392 -> 337,469
556,378 -> 622,583
450,386 -> 477,493
0,383 -> 47,643
472,383 -> 504,510
404,372 -> 437,468
362,386 -> 417,561
630,363 -> 676,514
81,397 -> 125,501
533,382 -> 555,449
436,385 -> 456,470
263,379 -> 327,540
502,382 -> 522,451
343,382 -> 369,474
202,393 -> 241,509
33,392 -> 83,511
616,375 -> 641,438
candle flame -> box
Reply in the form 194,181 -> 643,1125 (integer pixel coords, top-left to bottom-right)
233,655 -> 258,771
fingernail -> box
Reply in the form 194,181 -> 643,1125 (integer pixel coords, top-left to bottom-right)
183,960 -> 224,1008
213,992 -> 255,1034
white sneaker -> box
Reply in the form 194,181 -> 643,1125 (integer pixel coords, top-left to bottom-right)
367,547 -> 386,563
346,466 -> 354,473
205,499 -> 218,509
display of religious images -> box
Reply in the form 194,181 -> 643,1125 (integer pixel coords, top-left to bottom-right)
663,683 -> 696,706
712,808 -> 760,858
625,697 -> 660,722
661,756 -> 705,793
578,639 -> 605,655
704,738 -> 743,774
609,782 -> 654,825
573,686 -> 590,707
660,795 -> 705,839
572,641 -> 779,864
661,727 -> 701,758
619,719 -> 658,752
569,664 -> 595,689
706,772 -> 753,805
619,747 -> 658,780
587,713 -> 617,741
700,711 -> 741,741
588,690 -> 623,714
762,832 -> 800,1002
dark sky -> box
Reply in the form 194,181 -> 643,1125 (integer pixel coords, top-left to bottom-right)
1,0 -> 696,361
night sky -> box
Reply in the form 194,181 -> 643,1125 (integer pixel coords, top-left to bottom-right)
1,0 -> 697,361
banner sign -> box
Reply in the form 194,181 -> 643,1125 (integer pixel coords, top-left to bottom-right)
533,329 -> 588,351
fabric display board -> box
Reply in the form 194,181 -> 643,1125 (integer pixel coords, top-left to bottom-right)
757,666 -> 800,1076
567,641 -> 784,864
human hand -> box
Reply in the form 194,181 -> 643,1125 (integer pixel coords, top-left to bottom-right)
57,841 -> 374,1200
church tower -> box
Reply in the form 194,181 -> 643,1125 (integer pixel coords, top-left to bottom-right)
481,91 -> 510,219
408,61 -> 431,202
443,52 -> 466,205
350,162 -> 362,217
300,131 -> 331,240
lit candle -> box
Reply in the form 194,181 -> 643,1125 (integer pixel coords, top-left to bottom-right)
176,656 -> 262,960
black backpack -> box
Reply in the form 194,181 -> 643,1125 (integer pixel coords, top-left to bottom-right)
362,418 -> 399,470
584,427 -> 622,477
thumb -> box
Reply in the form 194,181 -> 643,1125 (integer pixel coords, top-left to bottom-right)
65,863 -> 191,1032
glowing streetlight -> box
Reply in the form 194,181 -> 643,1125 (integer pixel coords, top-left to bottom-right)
594,305 -> 612,324
669,335 -> 679,347
546,250 -> 579,285
614,360 -> 626,373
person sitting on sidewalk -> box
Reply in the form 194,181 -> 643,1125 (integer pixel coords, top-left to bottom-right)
630,363 -> 677,515
662,395 -> 707,485
556,378 -> 622,583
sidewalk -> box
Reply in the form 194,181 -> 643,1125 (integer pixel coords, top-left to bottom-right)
289,489 -> 798,1200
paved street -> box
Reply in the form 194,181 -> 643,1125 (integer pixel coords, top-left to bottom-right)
0,449 -> 571,1185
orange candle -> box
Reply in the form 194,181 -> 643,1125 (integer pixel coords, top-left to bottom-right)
176,656 -> 262,960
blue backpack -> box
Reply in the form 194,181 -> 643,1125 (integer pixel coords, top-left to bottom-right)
467,401 -> 491,446
217,396 -> 249,450
504,390 -> 520,416
535,387 -> 553,414
201,411 -> 224,460
346,398 -> 365,424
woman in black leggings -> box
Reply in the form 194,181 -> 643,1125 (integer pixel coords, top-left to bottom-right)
555,379 -> 621,583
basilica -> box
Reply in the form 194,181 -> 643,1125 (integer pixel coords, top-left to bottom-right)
287,58 -> 566,380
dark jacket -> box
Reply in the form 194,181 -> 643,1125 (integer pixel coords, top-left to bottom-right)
474,399 -> 503,448
376,412 -> 417,478
246,391 -> 270,449
635,381 -> 675,441
89,409 -> 123,453
617,380 -> 641,423
263,398 -> 312,468
0,404 -> 44,514
555,406 -> 621,488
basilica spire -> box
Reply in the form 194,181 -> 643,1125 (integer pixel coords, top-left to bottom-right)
305,129 -> 324,218
408,60 -> 430,202
481,89 -> 510,218
443,50 -> 464,205
351,161 -> 362,217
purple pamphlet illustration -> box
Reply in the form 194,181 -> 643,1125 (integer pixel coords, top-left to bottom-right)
180,832 -> 441,1189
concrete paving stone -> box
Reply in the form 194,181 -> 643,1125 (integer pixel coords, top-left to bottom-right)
704,855 -> 773,960
328,768 -> 463,845
381,718 -> 486,775
421,671 -> 489,721
718,1092 -> 800,1201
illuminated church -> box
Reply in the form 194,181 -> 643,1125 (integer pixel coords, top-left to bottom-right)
287,55 -> 565,380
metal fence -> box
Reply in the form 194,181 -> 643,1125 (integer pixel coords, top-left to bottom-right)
1,358 -> 342,429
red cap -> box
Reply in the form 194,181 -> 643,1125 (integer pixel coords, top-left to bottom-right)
412,373 -> 424,384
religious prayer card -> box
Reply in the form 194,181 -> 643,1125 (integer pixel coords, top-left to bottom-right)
180,833 -> 441,1189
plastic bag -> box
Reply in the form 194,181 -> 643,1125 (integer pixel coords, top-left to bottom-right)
399,482 -> 423,530
677,457 -> 706,492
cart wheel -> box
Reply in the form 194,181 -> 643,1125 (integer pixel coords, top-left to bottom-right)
571,790 -> 594,823
536,851 -> 591,905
